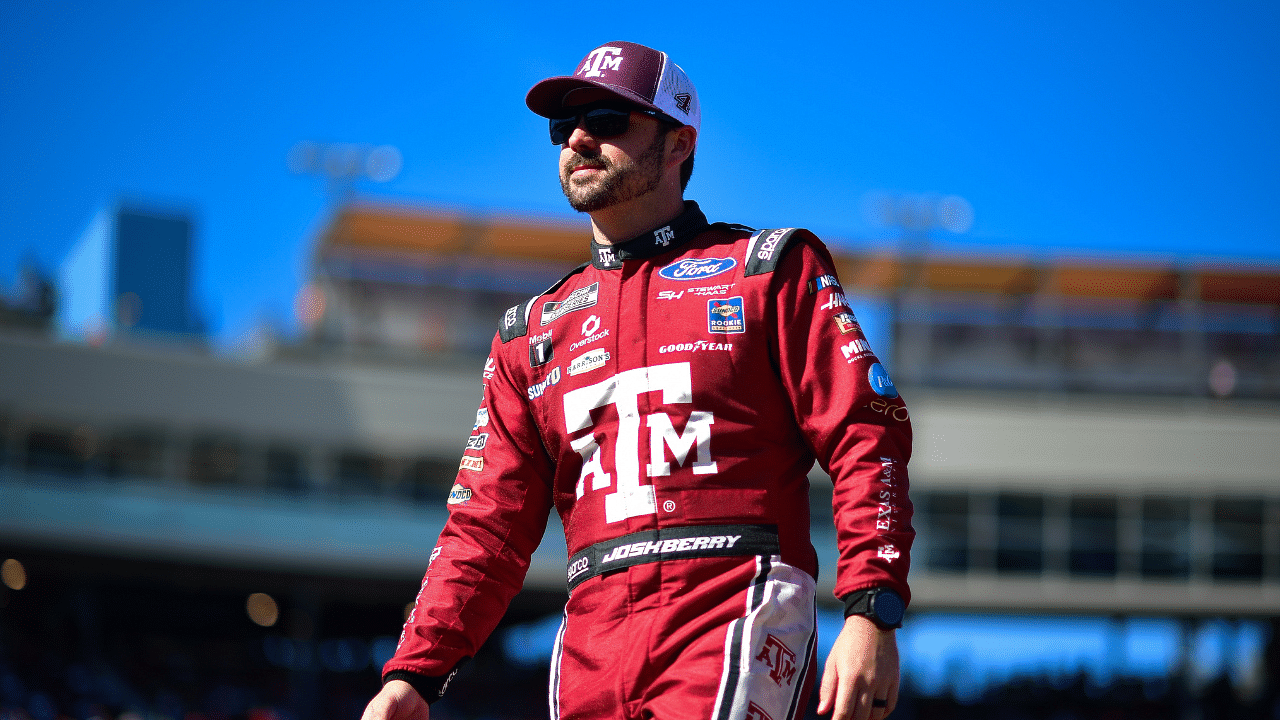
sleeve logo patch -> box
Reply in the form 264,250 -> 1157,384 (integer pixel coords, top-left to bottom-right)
868,362 -> 899,398
808,274 -> 842,294
447,483 -> 473,504
833,312 -> 860,334
707,297 -> 745,334
459,456 -> 484,472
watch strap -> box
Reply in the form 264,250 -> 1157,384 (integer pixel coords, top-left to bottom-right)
841,587 -> 904,629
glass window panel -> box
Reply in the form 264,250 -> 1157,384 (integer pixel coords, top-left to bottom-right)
1069,496 -> 1117,576
997,493 -> 1043,574
1142,497 -> 1190,578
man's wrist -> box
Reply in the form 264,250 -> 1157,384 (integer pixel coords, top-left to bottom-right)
841,587 -> 905,629
382,669 -> 454,706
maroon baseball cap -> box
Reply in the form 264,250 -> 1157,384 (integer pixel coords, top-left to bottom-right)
526,41 -> 700,134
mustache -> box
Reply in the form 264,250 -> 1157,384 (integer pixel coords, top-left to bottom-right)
562,152 -> 608,173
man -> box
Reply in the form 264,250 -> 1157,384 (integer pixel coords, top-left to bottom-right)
363,41 -> 913,720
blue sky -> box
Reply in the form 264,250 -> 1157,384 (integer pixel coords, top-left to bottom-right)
3,1 -> 1278,345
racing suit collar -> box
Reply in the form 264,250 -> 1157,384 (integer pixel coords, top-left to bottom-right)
590,201 -> 709,270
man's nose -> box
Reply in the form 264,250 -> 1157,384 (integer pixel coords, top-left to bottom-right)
566,122 -> 599,153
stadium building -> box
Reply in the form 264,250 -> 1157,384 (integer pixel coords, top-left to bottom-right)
1,201 -> 1277,719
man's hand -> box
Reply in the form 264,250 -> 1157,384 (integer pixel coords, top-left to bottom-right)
361,680 -> 429,720
816,615 -> 900,720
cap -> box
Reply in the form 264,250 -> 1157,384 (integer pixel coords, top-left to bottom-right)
526,41 -> 700,134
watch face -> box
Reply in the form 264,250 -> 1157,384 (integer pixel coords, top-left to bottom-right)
873,590 -> 905,627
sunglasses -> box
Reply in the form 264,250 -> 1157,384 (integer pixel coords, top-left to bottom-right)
548,104 -> 671,145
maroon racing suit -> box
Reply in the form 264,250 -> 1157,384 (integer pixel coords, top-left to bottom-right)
383,202 -> 914,720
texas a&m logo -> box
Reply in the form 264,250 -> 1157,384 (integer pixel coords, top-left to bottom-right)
744,703 -> 773,720
579,46 -> 623,77
562,362 -> 717,523
755,634 -> 798,687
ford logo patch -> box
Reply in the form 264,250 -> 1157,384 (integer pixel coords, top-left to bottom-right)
658,257 -> 737,281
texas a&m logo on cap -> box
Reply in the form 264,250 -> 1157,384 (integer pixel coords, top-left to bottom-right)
579,46 -> 624,78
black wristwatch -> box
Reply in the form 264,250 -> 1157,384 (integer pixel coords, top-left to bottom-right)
842,587 -> 905,629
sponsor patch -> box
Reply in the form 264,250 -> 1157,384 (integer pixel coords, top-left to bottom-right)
530,336 -> 554,367
502,306 -> 520,331
527,366 -> 562,400
482,356 -> 496,380
473,407 -> 489,430
820,291 -> 851,312
833,312 -> 860,334
658,341 -> 733,354
808,274 -> 842,294
566,555 -> 590,582
459,455 -> 484,472
707,297 -> 745,334
569,329 -> 609,352
753,228 -> 788,263
841,338 -> 874,362
868,362 -> 899,398
868,398 -> 910,423
465,433 -> 488,451
540,282 -> 599,325
528,330 -> 551,346
656,283 -> 734,301
658,257 -> 737,281
568,348 -> 610,376
447,483 -> 472,505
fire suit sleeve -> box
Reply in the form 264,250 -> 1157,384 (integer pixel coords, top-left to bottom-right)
766,235 -> 915,606
382,331 -> 556,702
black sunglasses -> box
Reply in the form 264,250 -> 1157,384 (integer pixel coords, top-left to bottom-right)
548,104 -> 672,145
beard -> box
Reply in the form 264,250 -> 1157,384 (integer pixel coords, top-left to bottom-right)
559,130 -> 666,213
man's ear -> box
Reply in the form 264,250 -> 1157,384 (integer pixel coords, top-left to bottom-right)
667,125 -> 697,168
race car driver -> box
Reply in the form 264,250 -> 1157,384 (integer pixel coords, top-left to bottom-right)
362,41 -> 914,720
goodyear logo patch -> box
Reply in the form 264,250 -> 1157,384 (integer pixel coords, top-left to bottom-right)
707,296 -> 745,334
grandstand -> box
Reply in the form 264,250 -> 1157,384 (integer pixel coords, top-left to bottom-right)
1,201 -> 1277,719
